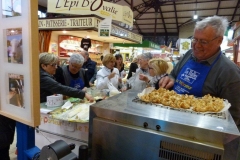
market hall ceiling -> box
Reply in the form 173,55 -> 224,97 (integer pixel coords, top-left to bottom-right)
38,0 -> 240,37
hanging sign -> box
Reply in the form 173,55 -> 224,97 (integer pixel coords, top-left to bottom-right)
98,17 -> 112,37
47,0 -> 133,27
38,17 -> 142,44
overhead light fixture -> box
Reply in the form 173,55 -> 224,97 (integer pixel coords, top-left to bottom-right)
193,14 -> 198,20
62,30 -> 66,33
193,1 -> 198,20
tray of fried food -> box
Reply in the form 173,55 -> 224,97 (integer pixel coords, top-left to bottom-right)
138,87 -> 230,113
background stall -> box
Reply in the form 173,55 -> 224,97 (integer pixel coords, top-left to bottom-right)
36,15 -> 142,154
39,15 -> 143,67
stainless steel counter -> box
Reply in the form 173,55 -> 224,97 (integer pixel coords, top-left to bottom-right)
89,90 -> 240,160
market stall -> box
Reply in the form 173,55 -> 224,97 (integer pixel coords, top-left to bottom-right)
113,40 -> 160,61
38,15 -> 142,66
37,15 -> 142,150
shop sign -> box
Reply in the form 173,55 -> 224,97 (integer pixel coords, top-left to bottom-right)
149,42 -> 160,50
111,25 -> 142,44
48,0 -> 133,27
98,17 -> 112,37
38,17 -> 142,44
38,17 -> 94,29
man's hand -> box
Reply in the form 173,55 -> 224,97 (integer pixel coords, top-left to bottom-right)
89,82 -> 94,87
85,93 -> 94,102
82,87 -> 87,92
159,76 -> 174,89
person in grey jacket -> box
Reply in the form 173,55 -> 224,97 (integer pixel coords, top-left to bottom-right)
56,54 -> 90,90
40,52 -> 94,103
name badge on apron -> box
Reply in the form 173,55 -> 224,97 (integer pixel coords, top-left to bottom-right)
173,53 -> 221,97
70,78 -> 85,90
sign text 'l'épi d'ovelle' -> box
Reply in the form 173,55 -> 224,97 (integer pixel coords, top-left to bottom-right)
48,0 -> 133,27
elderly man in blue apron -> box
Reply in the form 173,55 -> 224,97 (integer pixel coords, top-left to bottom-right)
57,54 -> 90,90
159,16 -> 240,127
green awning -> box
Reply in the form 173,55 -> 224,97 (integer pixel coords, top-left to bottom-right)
113,40 -> 160,50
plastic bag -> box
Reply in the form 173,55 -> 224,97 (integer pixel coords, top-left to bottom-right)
107,82 -> 120,97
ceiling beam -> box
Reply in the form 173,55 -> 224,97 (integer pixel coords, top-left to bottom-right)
178,19 -> 194,28
136,14 -> 240,20
131,0 -> 133,10
154,14 -> 157,42
122,0 -> 141,14
133,27 -> 177,29
158,6 -> 167,37
230,0 -> 240,25
173,1 -> 179,34
134,0 -> 152,10
138,6 -> 238,14
134,6 -> 152,19
137,23 -> 178,25
134,21 -> 142,34
159,0 -> 234,7
215,0 -> 221,15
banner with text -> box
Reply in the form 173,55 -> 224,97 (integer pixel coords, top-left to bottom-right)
38,17 -> 94,28
48,0 -> 133,27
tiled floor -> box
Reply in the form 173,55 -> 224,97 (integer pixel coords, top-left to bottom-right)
9,134 -> 17,160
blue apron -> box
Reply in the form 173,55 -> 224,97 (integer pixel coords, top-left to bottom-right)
173,53 -> 221,97
70,78 -> 85,90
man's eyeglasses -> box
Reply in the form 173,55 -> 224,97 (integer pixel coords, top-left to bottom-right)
191,36 -> 219,45
48,63 -> 57,67
70,63 -> 82,70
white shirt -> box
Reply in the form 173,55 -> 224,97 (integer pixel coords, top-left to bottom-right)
128,68 -> 152,91
96,66 -> 120,90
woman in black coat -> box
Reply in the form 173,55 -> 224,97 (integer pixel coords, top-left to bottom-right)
127,57 -> 139,79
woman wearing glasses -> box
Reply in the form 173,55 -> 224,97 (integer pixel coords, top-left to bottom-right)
39,52 -> 94,103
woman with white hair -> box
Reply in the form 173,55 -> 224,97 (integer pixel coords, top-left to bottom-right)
40,52 -> 94,103
128,52 -> 153,91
